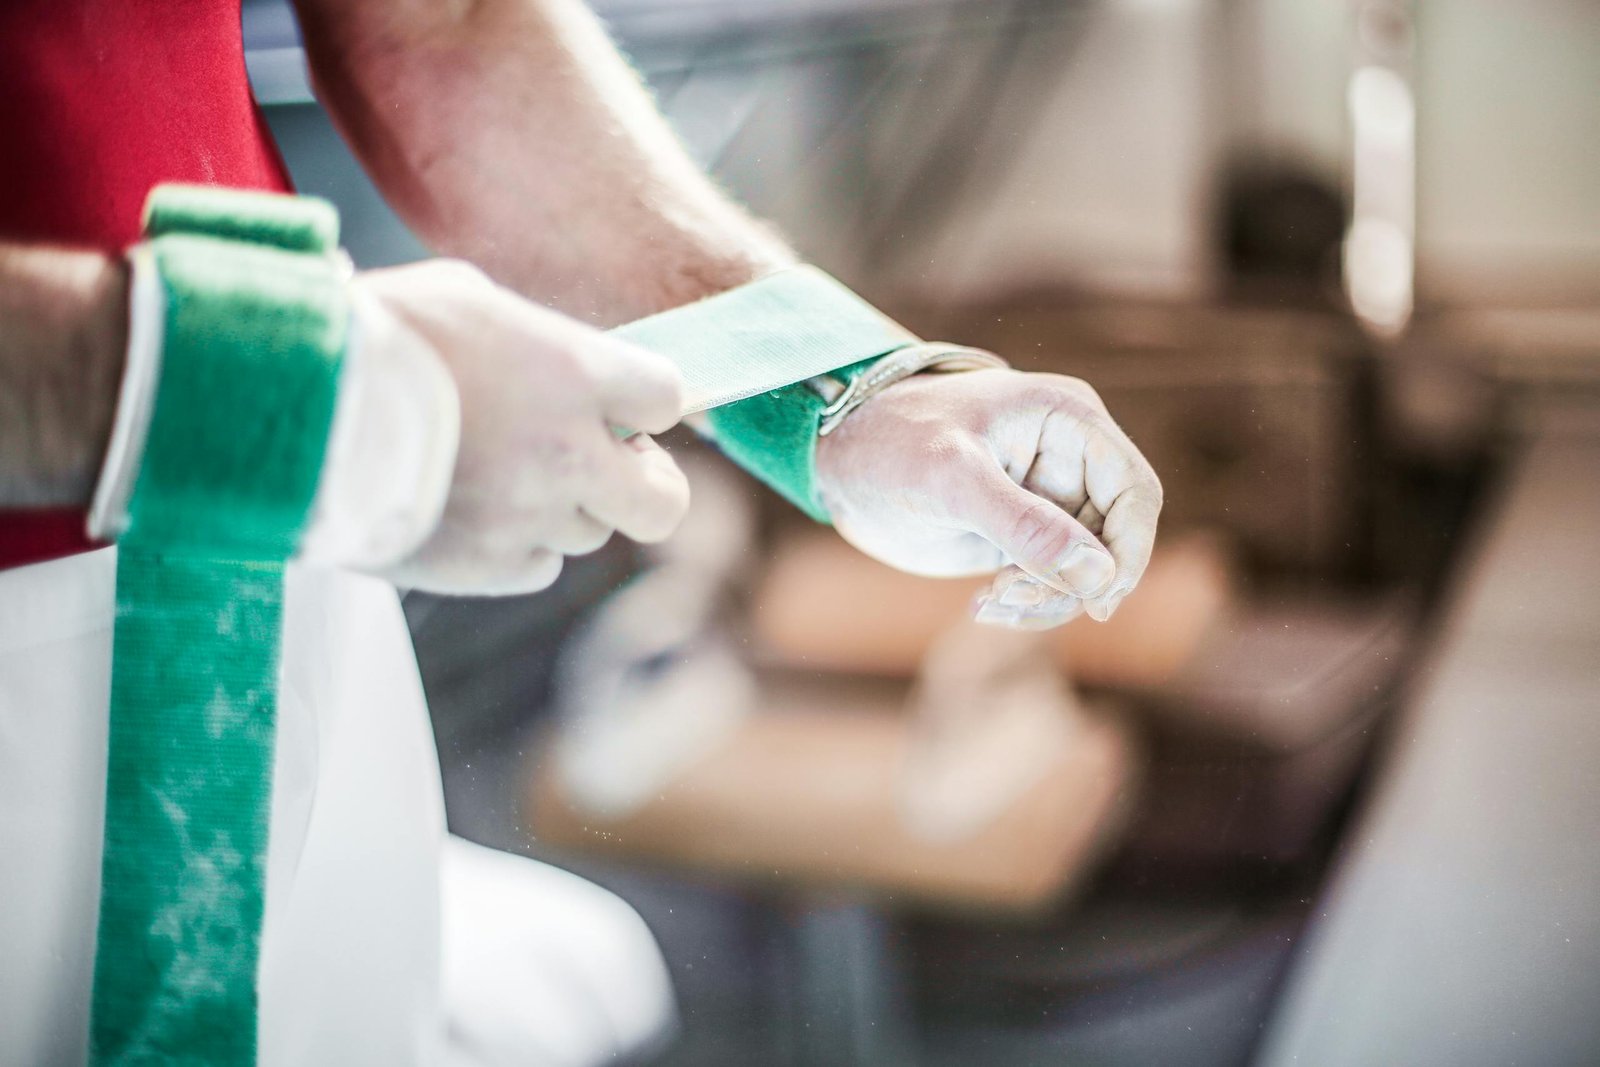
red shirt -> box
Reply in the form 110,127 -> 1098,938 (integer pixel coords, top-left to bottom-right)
0,0 -> 293,569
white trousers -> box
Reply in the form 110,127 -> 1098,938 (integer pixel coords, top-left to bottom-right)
0,549 -> 673,1066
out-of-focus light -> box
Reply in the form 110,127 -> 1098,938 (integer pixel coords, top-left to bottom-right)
1344,217 -> 1413,337
1345,61 -> 1415,338
1349,65 -> 1414,146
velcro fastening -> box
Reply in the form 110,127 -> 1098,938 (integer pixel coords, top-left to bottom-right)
612,266 -> 918,519
90,185 -> 347,1067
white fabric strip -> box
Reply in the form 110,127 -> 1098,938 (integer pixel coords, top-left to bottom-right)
87,246 -> 164,541
612,265 -> 920,416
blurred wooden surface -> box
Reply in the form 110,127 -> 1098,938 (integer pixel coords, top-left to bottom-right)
531,670 -> 1135,915
752,529 -> 1237,687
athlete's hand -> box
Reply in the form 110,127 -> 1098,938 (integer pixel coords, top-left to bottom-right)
356,260 -> 689,595
813,368 -> 1161,629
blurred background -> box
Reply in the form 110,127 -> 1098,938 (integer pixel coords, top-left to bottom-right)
246,1 -> 1600,1064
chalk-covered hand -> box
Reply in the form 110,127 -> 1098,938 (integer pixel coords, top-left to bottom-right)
813,367 -> 1161,628
357,260 -> 690,595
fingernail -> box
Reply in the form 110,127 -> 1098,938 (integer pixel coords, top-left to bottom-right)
1055,542 -> 1116,597
997,576 -> 1047,608
1014,598 -> 1083,631
1088,588 -> 1127,623
973,597 -> 1023,628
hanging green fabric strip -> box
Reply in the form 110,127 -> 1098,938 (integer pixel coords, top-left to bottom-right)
612,265 -> 919,520
90,186 -> 348,1066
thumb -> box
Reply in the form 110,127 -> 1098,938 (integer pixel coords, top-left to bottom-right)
962,465 -> 1117,598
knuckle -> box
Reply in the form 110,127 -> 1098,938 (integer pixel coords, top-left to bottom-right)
572,518 -> 614,556
1049,392 -> 1105,427
572,523 -> 613,554
1131,462 -> 1164,507
526,553 -> 564,591
1038,372 -> 1102,405
633,489 -> 690,543
631,346 -> 682,388
666,481 -> 692,523
652,362 -> 687,406
635,379 -> 684,424
612,347 -> 685,413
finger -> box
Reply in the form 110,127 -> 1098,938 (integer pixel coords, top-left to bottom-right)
588,337 -> 686,436
986,565 -> 1082,613
453,546 -> 566,596
962,461 -> 1117,599
581,435 -> 691,544
1075,498 -> 1106,538
973,566 -> 1086,629
1012,599 -> 1086,630
987,565 -> 1048,607
1079,429 -> 1163,620
540,509 -> 614,556
381,540 -> 565,597
1084,489 -> 1159,620
492,549 -> 566,596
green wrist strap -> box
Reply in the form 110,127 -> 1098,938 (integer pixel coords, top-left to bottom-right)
90,185 -> 348,1066
613,266 -> 919,521
701,357 -> 879,522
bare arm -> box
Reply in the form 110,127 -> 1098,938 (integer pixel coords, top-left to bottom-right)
292,0 -> 1163,624
292,0 -> 795,327
0,246 -> 127,508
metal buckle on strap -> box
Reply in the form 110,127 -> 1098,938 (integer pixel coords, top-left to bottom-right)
817,343 -> 1008,437
816,373 -> 862,419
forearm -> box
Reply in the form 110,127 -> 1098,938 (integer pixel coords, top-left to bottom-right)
0,245 -> 127,507
296,0 -> 796,326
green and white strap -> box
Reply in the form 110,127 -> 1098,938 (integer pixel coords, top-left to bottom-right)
88,186 -> 351,1066
614,266 -> 1003,520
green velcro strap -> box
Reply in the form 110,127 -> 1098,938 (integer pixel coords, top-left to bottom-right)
94,554 -> 287,1067
702,357 -> 878,522
91,185 -> 347,1067
143,185 -> 340,256
612,266 -> 918,521
125,236 -> 348,554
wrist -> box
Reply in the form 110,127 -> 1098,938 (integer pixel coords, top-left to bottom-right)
613,264 -> 1003,522
2,249 -> 132,507
88,213 -> 459,571
75,254 -> 131,507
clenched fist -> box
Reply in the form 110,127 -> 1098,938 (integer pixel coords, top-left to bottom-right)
814,367 -> 1161,629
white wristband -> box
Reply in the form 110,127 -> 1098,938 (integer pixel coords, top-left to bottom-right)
296,287 -> 459,570
89,249 -> 460,572
88,245 -> 165,543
